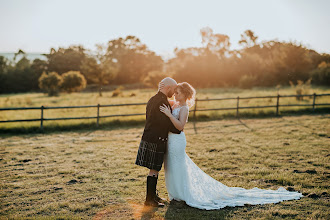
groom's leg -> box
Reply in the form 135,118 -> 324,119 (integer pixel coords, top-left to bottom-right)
145,170 -> 164,207
147,170 -> 166,203
146,169 -> 158,202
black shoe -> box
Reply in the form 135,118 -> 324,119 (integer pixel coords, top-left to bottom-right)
155,190 -> 167,204
144,199 -> 165,207
145,176 -> 165,207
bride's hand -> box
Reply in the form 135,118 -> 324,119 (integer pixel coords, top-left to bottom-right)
160,104 -> 172,118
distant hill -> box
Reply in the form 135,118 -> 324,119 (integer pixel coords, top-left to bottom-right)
0,52 -> 47,62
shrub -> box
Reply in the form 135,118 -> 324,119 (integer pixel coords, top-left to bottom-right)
38,72 -> 63,96
289,79 -> 312,101
61,71 -> 87,93
112,86 -> 124,97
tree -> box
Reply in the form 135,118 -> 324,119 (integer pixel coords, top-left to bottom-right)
13,49 -> 26,62
169,28 -> 233,87
309,61 -> 330,86
171,49 -> 221,87
30,59 -> 48,90
200,27 -> 231,58
105,36 -> 163,84
81,44 -> 118,96
0,56 -> 9,93
46,45 -> 87,75
239,30 -> 258,48
144,70 -> 168,88
0,56 -> 9,75
0,50 -> 35,93
7,56 -> 36,93
38,72 -> 63,96
259,41 -> 314,85
61,71 -> 87,93
31,59 -> 48,75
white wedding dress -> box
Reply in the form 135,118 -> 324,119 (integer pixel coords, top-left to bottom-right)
164,106 -> 303,210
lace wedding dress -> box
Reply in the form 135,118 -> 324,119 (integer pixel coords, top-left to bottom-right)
164,106 -> 303,210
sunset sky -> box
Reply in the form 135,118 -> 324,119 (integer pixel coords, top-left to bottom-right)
0,0 -> 329,58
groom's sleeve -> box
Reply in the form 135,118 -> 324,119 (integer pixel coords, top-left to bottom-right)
154,100 -> 171,124
169,122 -> 181,134
155,100 -> 181,134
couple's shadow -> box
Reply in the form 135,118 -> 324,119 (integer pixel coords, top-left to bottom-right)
140,200 -> 240,220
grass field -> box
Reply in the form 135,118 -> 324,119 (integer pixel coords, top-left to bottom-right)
1,114 -> 329,219
0,85 -> 329,132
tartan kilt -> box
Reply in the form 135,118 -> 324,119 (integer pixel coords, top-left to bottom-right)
135,139 -> 166,171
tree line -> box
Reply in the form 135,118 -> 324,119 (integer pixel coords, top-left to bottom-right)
0,28 -> 329,96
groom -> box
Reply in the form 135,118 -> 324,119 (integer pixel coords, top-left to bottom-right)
135,77 -> 181,207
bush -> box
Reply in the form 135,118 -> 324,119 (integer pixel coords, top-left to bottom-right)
289,79 -> 312,101
38,72 -> 63,96
112,86 -> 124,97
61,71 -> 87,93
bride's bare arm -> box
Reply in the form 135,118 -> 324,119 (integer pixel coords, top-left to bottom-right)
160,104 -> 188,131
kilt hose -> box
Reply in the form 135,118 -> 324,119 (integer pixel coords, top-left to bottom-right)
135,139 -> 167,171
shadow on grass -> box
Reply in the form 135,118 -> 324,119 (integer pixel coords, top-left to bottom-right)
0,107 -> 329,136
164,200 -> 254,219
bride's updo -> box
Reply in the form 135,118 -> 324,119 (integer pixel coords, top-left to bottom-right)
175,82 -> 196,108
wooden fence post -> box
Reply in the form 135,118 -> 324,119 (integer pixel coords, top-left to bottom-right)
40,106 -> 44,131
312,93 -> 316,111
97,104 -> 100,127
236,96 -> 239,118
193,98 -> 197,120
276,94 -> 280,116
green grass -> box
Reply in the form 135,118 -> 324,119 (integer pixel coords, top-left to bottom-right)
0,85 -> 329,133
1,114 -> 329,219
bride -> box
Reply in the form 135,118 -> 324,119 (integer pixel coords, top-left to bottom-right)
159,82 -> 303,210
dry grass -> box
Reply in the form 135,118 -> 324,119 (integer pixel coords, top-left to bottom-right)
1,114 -> 329,219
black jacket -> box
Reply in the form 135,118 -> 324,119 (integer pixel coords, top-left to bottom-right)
141,91 -> 181,144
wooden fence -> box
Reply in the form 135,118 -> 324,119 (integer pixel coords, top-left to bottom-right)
0,93 -> 329,130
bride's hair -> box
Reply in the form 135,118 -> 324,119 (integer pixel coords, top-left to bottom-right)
175,82 -> 196,108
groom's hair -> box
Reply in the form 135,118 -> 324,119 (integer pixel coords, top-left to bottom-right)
158,77 -> 177,91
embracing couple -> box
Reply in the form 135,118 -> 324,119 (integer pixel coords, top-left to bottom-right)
135,77 -> 302,210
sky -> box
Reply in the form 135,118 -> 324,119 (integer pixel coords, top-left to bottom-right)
0,0 -> 329,59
